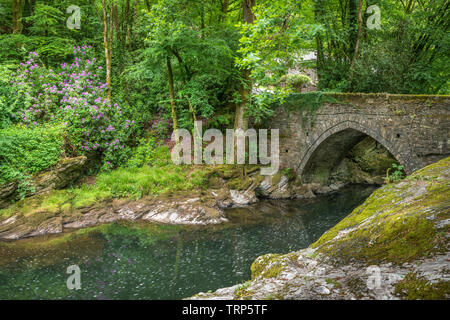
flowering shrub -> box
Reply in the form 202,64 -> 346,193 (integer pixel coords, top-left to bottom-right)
10,46 -> 137,169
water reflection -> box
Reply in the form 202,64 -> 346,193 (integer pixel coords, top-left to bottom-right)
0,185 -> 376,300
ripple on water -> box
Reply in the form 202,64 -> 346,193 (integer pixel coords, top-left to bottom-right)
0,184 -> 377,300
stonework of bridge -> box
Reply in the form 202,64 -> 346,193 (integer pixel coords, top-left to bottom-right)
267,93 -> 450,184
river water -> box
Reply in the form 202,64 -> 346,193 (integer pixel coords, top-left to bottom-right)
0,185 -> 376,300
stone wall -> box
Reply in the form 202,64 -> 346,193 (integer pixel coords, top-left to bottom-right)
266,93 -> 450,184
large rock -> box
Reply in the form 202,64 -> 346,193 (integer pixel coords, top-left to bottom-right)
0,191 -> 229,239
141,197 -> 228,225
31,156 -> 87,192
0,156 -> 87,208
256,174 -> 291,199
229,189 -> 258,206
330,136 -> 397,185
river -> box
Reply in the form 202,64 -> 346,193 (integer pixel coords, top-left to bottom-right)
0,185 -> 376,300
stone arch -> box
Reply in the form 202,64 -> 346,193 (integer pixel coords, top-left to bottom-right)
297,120 -> 412,184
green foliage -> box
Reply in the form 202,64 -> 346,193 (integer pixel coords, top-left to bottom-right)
282,168 -> 295,181
0,64 -> 18,129
279,73 -> 311,88
0,124 -> 64,185
0,164 -> 209,218
127,0 -> 239,129
0,0 -> 447,203
385,163 -> 405,183
126,137 -> 171,168
315,0 -> 449,94
235,0 -> 317,122
282,92 -> 341,127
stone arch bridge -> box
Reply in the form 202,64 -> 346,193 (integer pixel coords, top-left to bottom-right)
267,93 -> 450,184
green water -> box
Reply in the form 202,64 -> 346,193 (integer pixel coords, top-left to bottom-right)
0,185 -> 376,300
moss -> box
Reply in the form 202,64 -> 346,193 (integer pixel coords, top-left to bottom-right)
326,278 -> 342,288
250,253 -> 285,279
234,281 -> 254,299
321,215 -> 440,265
282,92 -> 344,128
282,168 -> 296,181
211,165 -> 241,179
345,277 -> 368,298
271,172 -> 282,186
226,177 -> 253,190
253,174 -> 265,185
394,272 -> 450,300
312,156 -> 450,265
322,92 -> 450,102
312,187 -> 402,248
287,252 -> 300,262
263,264 -> 285,279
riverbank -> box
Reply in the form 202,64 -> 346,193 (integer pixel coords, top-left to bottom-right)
189,157 -> 450,300
0,133 -> 397,240
0,163 -> 359,240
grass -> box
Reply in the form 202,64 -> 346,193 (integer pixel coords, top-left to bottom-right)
0,164 -> 208,219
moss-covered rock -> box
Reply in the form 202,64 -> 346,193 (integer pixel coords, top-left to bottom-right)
313,157 -> 449,265
329,136 -> 398,185
394,271 -> 450,300
0,156 -> 87,209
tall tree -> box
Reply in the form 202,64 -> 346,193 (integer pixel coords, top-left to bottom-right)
102,0 -> 113,101
12,0 -> 23,34
166,56 -> 179,143
349,0 -> 364,87
234,0 -> 255,133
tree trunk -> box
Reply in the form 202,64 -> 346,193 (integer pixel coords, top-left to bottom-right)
108,1 -> 113,100
12,0 -> 23,34
233,0 -> 255,167
314,0 -> 325,82
242,0 -> 256,24
167,56 -> 179,144
113,4 -> 130,104
234,0 -> 255,134
125,0 -> 131,48
348,0 -> 358,59
102,0 -> 112,101
222,0 -> 229,21
349,0 -> 363,87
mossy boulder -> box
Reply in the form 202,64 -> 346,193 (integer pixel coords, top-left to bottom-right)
313,156 -> 450,265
